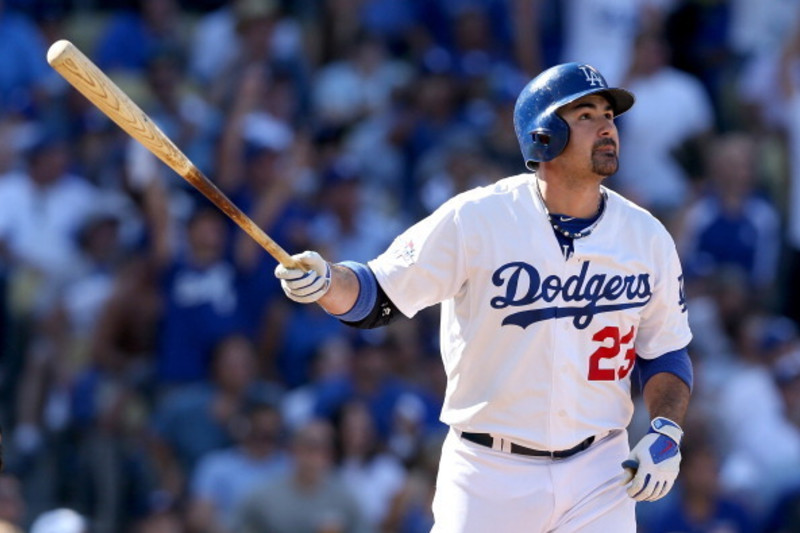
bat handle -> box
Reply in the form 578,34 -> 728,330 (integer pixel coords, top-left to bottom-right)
276,252 -> 304,270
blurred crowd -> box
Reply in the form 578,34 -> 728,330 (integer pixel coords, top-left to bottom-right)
1,0 -> 800,531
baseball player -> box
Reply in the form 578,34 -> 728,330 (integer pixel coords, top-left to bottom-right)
275,62 -> 693,532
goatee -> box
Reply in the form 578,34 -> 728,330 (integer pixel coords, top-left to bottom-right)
591,153 -> 618,176
591,139 -> 618,176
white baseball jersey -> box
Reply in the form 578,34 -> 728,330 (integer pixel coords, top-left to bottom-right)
369,174 -> 692,451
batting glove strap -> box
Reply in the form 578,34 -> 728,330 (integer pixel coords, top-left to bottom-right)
649,417 -> 683,443
624,418 -> 683,502
274,251 -> 332,304
647,417 -> 683,463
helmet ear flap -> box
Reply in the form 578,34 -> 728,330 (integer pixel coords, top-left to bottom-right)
525,115 -> 570,166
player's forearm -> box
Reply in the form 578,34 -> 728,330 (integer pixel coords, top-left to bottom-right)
641,372 -> 690,425
317,263 -> 360,315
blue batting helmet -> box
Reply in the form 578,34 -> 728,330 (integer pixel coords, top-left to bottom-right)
513,62 -> 635,169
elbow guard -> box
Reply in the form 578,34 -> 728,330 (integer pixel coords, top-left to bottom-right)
341,282 -> 403,329
330,261 -> 403,329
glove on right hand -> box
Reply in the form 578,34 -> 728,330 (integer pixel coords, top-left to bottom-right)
274,251 -> 331,304
622,417 -> 683,502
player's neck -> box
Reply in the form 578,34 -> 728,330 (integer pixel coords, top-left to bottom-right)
534,174 -> 603,219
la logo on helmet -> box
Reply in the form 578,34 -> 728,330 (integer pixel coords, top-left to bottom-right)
578,66 -> 605,87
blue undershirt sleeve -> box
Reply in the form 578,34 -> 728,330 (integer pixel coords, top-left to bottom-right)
328,261 -> 378,322
635,347 -> 693,392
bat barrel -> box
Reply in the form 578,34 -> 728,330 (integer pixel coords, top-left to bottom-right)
46,39 -> 301,270
47,39 -> 192,177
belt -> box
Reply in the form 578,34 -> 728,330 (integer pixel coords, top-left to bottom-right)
460,432 -> 595,459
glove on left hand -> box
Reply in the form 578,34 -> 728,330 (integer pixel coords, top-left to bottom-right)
622,417 -> 683,502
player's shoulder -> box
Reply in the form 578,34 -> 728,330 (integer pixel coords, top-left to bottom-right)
413,175 -> 530,233
447,173 -> 531,208
605,187 -> 673,239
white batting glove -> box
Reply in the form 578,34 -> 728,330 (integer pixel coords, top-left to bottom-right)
622,417 -> 683,502
274,251 -> 331,304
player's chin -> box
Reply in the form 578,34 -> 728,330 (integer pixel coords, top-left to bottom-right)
591,153 -> 618,176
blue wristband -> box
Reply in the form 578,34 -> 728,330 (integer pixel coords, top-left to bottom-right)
330,261 -> 377,322
635,347 -> 693,392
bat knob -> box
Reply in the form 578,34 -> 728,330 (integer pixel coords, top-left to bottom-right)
47,39 -> 74,66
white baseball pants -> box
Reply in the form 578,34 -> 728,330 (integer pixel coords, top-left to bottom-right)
431,428 -> 636,532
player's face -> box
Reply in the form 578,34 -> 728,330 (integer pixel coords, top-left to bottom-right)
558,94 -> 619,177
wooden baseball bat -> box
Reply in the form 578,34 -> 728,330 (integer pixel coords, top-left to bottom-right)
46,39 -> 302,270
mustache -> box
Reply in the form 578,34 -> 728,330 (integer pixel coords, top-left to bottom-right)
593,139 -> 617,150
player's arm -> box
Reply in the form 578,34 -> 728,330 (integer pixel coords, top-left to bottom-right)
623,347 -> 692,502
275,198 -> 466,326
318,262 -> 360,315
637,348 -> 692,424
274,251 -> 401,328
641,367 -> 690,424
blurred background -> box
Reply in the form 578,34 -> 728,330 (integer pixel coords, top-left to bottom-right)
1,0 -> 800,531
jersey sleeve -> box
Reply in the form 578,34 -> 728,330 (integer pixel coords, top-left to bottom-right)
635,230 -> 693,359
368,198 -> 468,318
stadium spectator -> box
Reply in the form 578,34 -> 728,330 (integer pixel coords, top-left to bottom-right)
307,158 -> 401,263
0,134 -> 100,482
14,202 -> 128,437
614,27 -> 714,226
148,334 -> 282,498
415,133 -> 499,215
381,431 -> 444,533
715,314 -> 800,510
144,190 -> 252,386
311,33 -> 412,131
313,331 -> 440,445
93,0 -> 189,76
0,134 -> 100,319
0,0 -> 54,117
559,0 -> 670,86
281,335 -> 354,432
331,399 -> 406,530
186,389 -> 288,533
231,417 -> 367,533
188,0 -> 281,88
677,132 -> 781,295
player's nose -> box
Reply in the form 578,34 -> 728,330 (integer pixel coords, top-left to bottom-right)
598,118 -> 616,137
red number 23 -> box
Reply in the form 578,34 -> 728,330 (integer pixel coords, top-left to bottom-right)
588,326 -> 636,381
